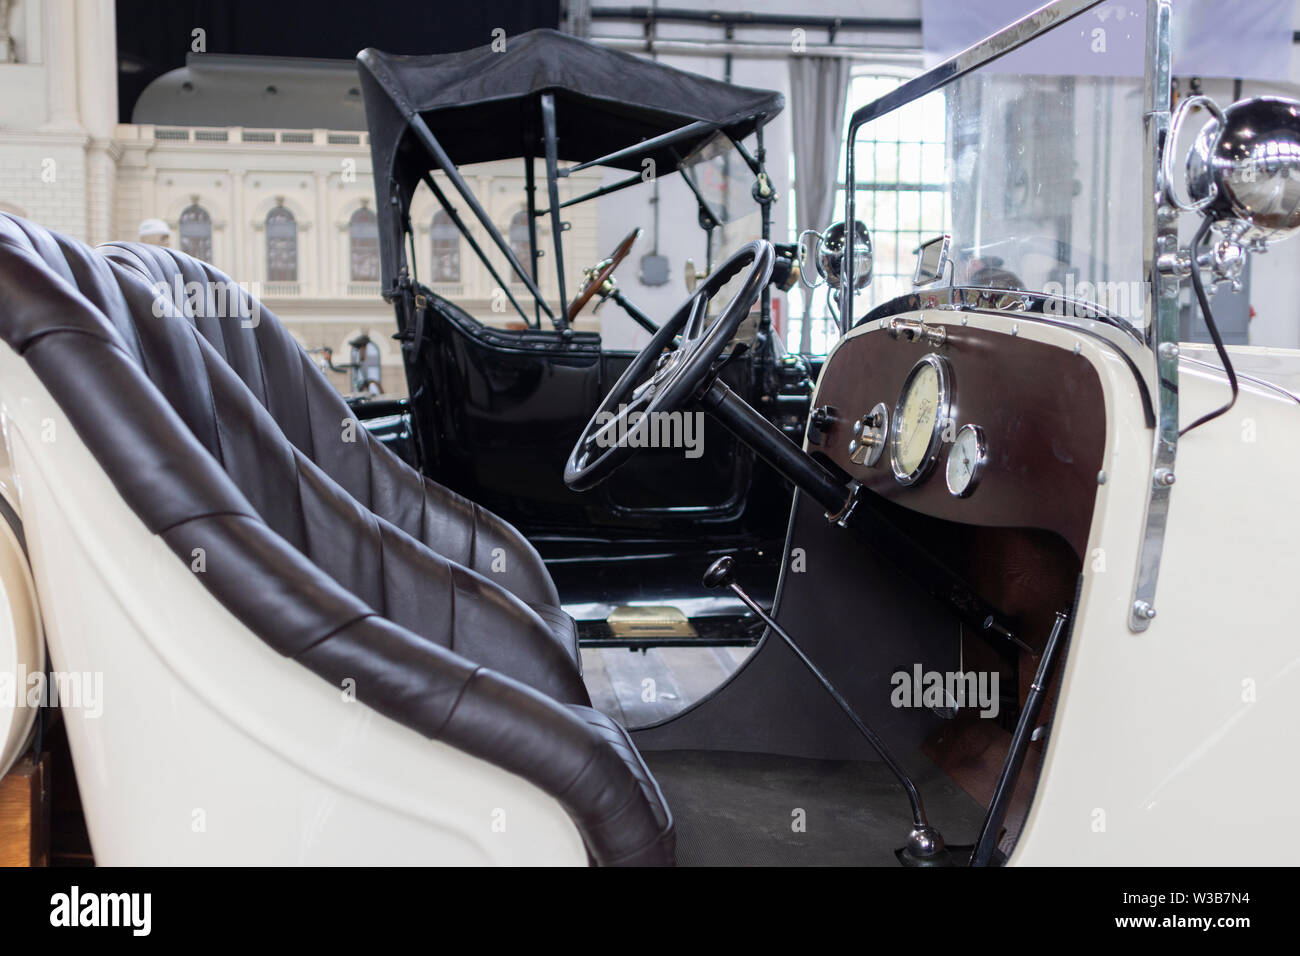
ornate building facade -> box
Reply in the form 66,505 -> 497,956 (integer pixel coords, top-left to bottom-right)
0,0 -> 602,397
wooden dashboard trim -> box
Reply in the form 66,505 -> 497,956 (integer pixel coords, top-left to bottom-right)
809,317 -> 1106,559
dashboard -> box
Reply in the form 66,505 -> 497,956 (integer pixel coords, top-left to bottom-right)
808,313 -> 1107,560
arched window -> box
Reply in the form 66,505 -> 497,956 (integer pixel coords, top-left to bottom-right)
349,205 -> 379,282
430,210 -> 460,283
265,204 -> 298,283
508,209 -> 532,285
179,203 -> 213,263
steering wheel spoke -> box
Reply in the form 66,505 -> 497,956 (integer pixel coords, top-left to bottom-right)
567,228 -> 641,322
587,386 -> 653,451
681,290 -> 710,344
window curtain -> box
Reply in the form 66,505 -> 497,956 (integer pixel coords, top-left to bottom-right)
788,55 -> 850,353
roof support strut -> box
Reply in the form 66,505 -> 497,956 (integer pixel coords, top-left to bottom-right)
540,93 -> 570,325
406,110 -> 559,327
534,171 -> 644,216
561,119 -> 719,176
420,172 -> 534,326
524,141 -> 543,328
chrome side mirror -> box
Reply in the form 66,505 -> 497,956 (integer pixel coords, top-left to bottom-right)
798,220 -> 872,293
1170,95 -> 1300,245
912,235 -> 951,286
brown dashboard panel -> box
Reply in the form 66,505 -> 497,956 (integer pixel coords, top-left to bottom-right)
811,319 -> 1106,559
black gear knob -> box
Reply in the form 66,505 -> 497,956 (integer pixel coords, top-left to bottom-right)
702,555 -> 735,589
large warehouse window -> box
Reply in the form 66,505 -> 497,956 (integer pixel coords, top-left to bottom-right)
844,73 -> 949,314
788,72 -> 948,352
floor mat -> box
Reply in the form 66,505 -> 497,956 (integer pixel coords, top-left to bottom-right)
642,750 -> 988,866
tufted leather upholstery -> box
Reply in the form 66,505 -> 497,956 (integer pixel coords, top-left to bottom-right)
0,213 -> 672,865
98,241 -> 583,672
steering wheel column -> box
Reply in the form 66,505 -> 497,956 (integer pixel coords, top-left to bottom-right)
696,377 -> 851,515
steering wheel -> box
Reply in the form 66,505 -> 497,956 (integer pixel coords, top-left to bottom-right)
564,240 -> 774,491
567,228 -> 641,322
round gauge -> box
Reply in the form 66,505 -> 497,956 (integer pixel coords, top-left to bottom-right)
890,354 -> 951,486
946,424 -> 987,497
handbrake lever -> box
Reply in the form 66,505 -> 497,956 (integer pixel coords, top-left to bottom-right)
704,555 -> 953,865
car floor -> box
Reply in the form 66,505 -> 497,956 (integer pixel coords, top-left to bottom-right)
580,645 -> 753,726
641,749 -> 989,867
581,646 -> 989,866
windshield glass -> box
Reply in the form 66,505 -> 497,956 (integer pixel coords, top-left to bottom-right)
849,5 -> 1147,335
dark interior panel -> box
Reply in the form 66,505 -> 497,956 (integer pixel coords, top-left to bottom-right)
810,321 -> 1106,558
637,320 -> 1104,857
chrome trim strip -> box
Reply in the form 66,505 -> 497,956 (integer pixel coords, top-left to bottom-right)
1179,356 -> 1300,406
854,287 -> 1158,426
1130,0 -> 1177,632
861,284 -> 1145,344
846,0 -> 1105,132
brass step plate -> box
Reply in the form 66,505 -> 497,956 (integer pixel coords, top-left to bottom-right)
605,605 -> 698,639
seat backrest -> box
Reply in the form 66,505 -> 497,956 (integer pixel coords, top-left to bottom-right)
0,213 -> 673,865
98,241 -> 561,610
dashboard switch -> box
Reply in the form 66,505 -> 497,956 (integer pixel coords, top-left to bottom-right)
849,402 -> 889,466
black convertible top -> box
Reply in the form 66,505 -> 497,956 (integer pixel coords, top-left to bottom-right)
358,29 -> 783,297
359,28 -> 782,171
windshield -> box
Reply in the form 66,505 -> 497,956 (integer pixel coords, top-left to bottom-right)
849,3 -> 1147,335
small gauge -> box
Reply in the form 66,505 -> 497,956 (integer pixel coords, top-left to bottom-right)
946,424 -> 987,498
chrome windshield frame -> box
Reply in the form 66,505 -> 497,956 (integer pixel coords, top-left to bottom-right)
1130,0 -> 1177,632
838,0 -> 1180,633
842,0 -> 1107,315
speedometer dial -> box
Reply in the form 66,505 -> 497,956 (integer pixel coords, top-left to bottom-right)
890,354 -> 951,485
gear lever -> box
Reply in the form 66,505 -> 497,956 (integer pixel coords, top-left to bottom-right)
703,554 -> 953,865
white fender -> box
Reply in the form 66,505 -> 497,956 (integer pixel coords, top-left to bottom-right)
0,342 -> 587,865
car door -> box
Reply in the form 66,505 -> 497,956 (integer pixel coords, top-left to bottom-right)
396,290 -> 799,544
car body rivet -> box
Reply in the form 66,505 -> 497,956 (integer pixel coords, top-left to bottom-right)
1073,342 -> 1082,355
1097,470 -> 1107,485
961,315 -> 969,325
1011,324 -> 1019,336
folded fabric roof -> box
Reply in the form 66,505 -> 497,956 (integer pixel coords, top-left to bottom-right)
359,29 -> 783,296
359,28 -> 783,171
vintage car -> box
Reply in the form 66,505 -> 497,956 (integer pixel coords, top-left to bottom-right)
0,0 -> 1297,867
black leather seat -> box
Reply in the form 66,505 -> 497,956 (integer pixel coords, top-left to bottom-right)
0,213 -> 673,865
102,240 -> 584,673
